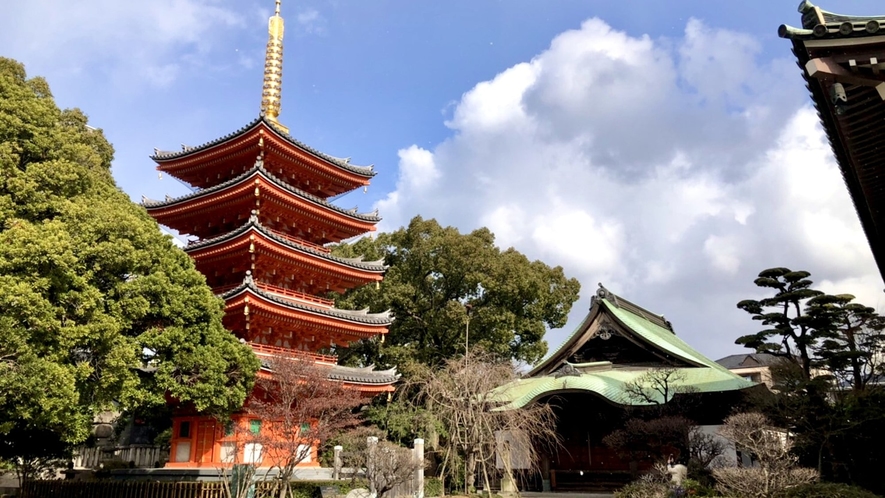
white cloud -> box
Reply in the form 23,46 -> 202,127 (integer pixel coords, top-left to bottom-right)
295,8 -> 327,35
0,0 -> 246,89
375,18 -> 882,360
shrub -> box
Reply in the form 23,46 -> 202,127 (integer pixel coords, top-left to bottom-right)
681,478 -> 717,497
614,480 -> 671,498
424,477 -> 443,497
771,482 -> 882,498
713,413 -> 818,498
282,480 -> 369,498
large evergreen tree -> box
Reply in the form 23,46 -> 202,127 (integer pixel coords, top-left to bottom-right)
0,58 -> 259,477
736,267 -> 885,494
332,216 -> 580,367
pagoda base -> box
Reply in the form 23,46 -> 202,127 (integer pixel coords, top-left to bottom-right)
166,414 -> 319,469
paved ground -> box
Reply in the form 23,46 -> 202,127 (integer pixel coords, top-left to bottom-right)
523,492 -> 614,498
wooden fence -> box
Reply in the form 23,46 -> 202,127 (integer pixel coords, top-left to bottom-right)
73,445 -> 165,469
22,480 -> 227,498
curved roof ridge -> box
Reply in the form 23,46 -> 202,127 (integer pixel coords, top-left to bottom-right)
221,273 -> 393,325
150,116 -> 376,178
326,363 -> 400,384
143,160 -> 382,223
184,216 -> 388,272
779,1 -> 885,39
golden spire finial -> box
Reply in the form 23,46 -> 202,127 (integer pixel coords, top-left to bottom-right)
261,0 -> 287,132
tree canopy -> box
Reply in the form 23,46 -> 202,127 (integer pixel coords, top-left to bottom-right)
736,267 -> 885,385
0,58 -> 259,471
331,216 -> 580,367
736,267 -> 885,494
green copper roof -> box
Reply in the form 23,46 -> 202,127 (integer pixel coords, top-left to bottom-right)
493,287 -> 754,409
602,299 -> 728,372
491,367 -> 753,410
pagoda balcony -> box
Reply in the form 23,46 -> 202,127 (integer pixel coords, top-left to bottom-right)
187,226 -> 332,254
215,281 -> 334,307
266,227 -> 331,254
249,342 -> 338,366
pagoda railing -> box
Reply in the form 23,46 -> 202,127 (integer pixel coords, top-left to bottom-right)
256,282 -> 335,307
212,282 -> 334,307
250,343 -> 338,365
267,228 -> 331,254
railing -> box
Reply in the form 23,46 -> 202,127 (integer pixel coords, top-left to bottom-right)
73,445 -> 165,469
211,282 -> 334,308
23,480 -> 225,498
256,282 -> 334,307
267,228 -> 331,253
250,343 -> 338,365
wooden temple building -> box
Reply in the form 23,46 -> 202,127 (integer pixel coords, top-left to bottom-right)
493,285 -> 754,491
143,1 -> 397,468
779,2 -> 885,282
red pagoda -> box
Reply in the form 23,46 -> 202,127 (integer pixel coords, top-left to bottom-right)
143,0 -> 396,468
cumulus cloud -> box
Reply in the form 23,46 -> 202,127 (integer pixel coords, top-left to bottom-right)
295,8 -> 327,35
0,0 -> 247,88
377,18 -> 882,359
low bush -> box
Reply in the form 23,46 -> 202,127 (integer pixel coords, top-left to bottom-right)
681,478 -> 717,497
771,482 -> 882,498
424,477 -> 443,497
614,480 -> 670,498
284,479 -> 369,498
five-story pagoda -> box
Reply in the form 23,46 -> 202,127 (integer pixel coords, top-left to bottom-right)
143,0 -> 396,468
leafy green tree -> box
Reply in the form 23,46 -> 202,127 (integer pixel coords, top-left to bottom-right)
332,216 -> 580,368
737,267 -> 885,494
807,294 -> 885,392
0,58 -> 259,479
736,268 -> 826,380
736,267 -> 885,387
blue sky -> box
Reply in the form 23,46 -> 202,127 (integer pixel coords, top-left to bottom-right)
3,0 -> 884,361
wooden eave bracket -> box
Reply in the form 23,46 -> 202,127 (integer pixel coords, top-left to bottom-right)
806,56 -> 885,99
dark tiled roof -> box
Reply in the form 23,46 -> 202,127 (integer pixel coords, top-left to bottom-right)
715,353 -> 782,370
259,361 -> 399,385
221,273 -> 393,326
778,3 -> 885,282
779,1 -> 885,40
151,116 -> 376,178
186,213 -> 387,272
142,159 -> 381,223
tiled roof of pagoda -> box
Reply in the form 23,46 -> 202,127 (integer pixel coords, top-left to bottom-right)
151,116 -> 376,178
778,2 -> 885,282
259,361 -> 399,385
186,213 -> 387,273
142,159 -> 381,223
221,272 -> 393,326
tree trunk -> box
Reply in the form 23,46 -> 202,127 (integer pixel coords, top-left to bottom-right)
466,451 -> 476,494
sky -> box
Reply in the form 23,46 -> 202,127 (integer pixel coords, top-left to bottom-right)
3,0 -> 885,362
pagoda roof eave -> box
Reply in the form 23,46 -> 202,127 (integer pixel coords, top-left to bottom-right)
222,275 -> 393,327
186,215 -> 387,273
142,160 -> 381,223
151,116 -> 376,178
258,363 -> 399,385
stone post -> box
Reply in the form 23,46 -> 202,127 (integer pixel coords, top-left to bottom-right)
367,436 -> 379,495
333,445 -> 343,480
414,438 -> 425,498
